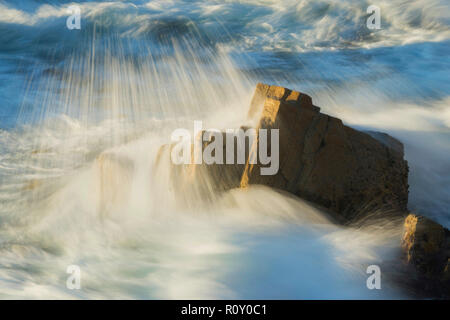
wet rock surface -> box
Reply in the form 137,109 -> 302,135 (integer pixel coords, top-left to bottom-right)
159,83 -> 409,222
401,213 -> 450,297
242,83 -> 409,222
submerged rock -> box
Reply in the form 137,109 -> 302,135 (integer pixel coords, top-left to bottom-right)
95,152 -> 135,218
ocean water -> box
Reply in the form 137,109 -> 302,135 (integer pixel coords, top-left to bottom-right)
0,0 -> 449,299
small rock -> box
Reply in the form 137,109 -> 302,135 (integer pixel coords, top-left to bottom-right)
401,213 -> 450,296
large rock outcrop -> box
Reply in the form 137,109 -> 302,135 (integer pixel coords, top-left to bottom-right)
241,83 -> 409,221
157,83 -> 409,222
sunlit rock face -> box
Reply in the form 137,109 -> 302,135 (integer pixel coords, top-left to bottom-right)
401,213 -> 450,296
157,84 -> 410,222
244,84 -> 410,222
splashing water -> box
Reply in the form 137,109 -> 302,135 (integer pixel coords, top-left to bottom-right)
0,0 -> 449,299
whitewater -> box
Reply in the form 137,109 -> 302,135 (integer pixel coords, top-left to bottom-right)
0,0 -> 449,299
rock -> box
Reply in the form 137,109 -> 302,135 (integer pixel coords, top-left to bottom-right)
243,83 -> 409,221
401,214 -> 446,275
157,83 -> 409,222
366,131 -> 404,155
444,259 -> 450,281
247,83 -> 320,120
401,214 -> 450,270
401,213 -> 450,296
95,152 -> 134,217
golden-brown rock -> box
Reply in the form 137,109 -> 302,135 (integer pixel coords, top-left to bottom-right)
401,214 -> 449,277
157,83 -> 410,222
245,83 -> 408,221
